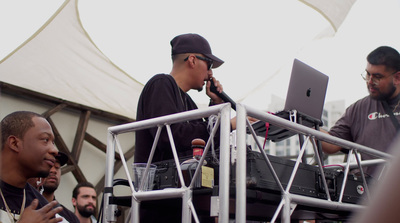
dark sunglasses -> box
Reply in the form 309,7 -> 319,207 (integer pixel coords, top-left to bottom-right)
184,55 -> 213,70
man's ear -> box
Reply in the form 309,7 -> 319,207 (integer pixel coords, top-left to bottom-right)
186,54 -> 196,69
72,197 -> 77,208
393,71 -> 400,86
7,135 -> 21,153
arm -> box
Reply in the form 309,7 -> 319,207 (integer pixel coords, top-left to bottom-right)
320,129 -> 342,154
321,102 -> 357,154
139,76 -> 211,152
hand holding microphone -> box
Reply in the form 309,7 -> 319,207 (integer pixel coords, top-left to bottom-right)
209,78 -> 236,110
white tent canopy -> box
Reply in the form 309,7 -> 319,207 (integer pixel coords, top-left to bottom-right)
1,0 -> 400,117
0,0 -> 143,119
300,0 -> 357,32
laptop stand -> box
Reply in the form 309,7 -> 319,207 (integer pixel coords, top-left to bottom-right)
250,110 -> 325,165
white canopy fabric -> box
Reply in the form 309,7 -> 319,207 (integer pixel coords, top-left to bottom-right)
2,0 -> 390,119
0,0 -> 143,119
300,0 -> 357,32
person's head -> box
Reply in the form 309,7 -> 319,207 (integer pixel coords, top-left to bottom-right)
1,111 -> 58,179
42,152 -> 68,194
170,33 -> 224,91
364,46 -> 400,100
72,182 -> 97,218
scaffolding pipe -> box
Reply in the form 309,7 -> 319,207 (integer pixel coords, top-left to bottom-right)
235,104 -> 247,222
289,194 -> 364,211
104,103 -> 231,223
236,104 -> 390,222
108,105 -> 226,134
243,105 -> 392,160
218,104 -> 232,223
104,132 -> 117,223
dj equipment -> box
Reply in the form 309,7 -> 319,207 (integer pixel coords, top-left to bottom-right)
153,155 -> 220,190
153,150 -> 367,204
237,151 -> 367,204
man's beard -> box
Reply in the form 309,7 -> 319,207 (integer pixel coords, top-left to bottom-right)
369,83 -> 396,101
77,204 -> 95,218
43,184 -> 58,194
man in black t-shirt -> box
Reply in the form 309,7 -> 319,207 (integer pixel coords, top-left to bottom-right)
28,152 -> 79,223
1,111 -> 63,223
135,33 -> 229,164
134,33 -> 230,223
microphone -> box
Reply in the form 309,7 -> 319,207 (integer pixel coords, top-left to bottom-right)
209,78 -> 236,110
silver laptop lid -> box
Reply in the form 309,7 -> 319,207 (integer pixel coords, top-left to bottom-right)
284,59 -> 329,121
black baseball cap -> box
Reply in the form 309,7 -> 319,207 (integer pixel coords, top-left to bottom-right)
170,33 -> 224,68
55,152 -> 68,166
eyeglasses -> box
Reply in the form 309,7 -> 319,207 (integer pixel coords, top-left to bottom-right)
360,70 -> 397,85
184,55 -> 213,70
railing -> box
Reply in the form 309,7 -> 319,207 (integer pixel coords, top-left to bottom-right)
102,102 -> 392,223
103,103 -> 231,223
235,103 -> 392,223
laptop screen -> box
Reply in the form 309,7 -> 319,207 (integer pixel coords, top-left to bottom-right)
250,59 -> 329,142
284,59 -> 329,121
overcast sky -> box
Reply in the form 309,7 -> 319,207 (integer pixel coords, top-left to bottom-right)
1,0 -> 400,111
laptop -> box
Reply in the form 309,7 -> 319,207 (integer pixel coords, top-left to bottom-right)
250,59 -> 329,142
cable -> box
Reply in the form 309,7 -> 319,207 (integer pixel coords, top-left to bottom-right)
207,114 -> 220,164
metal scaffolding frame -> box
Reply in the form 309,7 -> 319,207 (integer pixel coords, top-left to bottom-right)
102,102 -> 392,223
235,103 -> 393,223
103,103 -> 231,223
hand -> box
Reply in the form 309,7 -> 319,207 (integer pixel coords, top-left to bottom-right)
230,116 -> 258,130
19,199 -> 63,223
247,116 -> 258,124
206,77 -> 224,104
320,130 -> 342,154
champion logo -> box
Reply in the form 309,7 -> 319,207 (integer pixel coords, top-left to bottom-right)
368,112 -> 377,120
368,112 -> 389,120
357,185 -> 364,195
